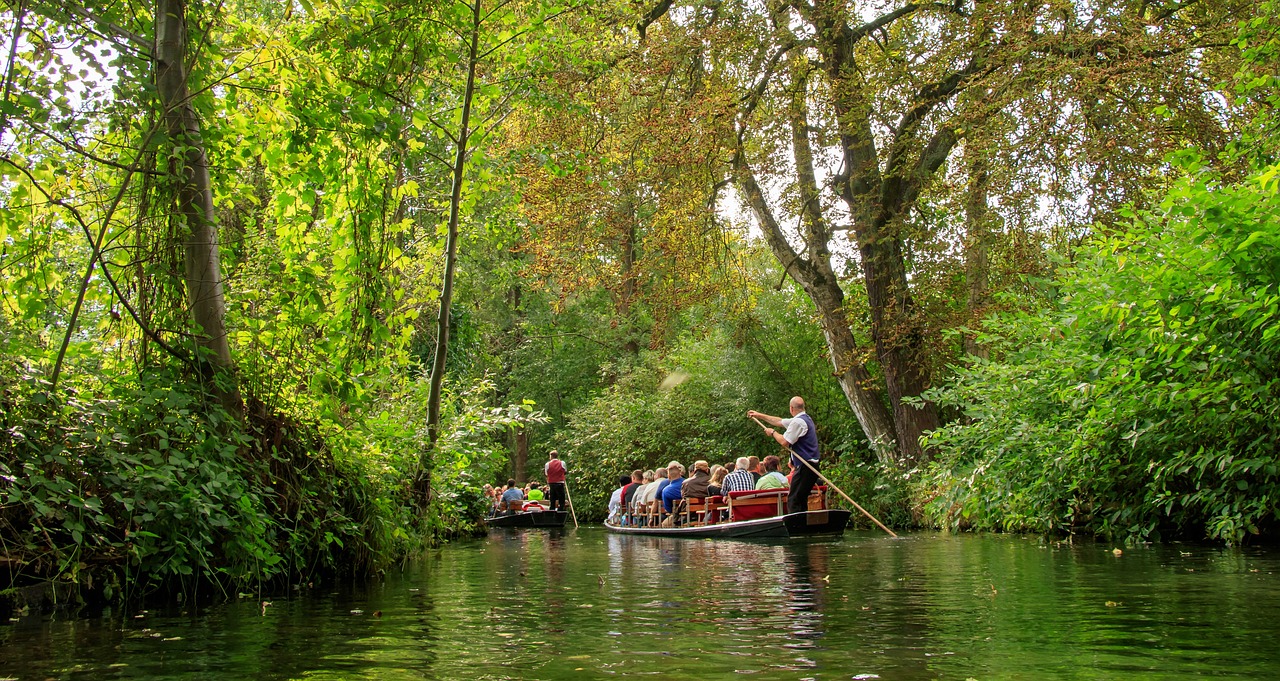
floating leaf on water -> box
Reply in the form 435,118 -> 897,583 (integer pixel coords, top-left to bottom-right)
163,637 -> 182,641
497,632 -> 515,638
350,609 -> 364,615
1105,601 -> 1120,607
566,655 -> 590,660
852,675 -> 881,680
1112,548 -> 1123,556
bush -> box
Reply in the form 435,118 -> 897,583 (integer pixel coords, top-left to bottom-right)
921,155 -> 1280,544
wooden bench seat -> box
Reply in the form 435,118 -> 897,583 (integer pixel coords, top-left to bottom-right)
726,488 -> 788,521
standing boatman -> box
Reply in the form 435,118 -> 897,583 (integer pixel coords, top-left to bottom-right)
748,396 -> 820,514
545,450 -> 568,513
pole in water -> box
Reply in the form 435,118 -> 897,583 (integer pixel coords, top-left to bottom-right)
563,479 -> 580,529
750,415 -> 898,538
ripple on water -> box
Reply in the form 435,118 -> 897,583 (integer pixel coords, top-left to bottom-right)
3,531 -> 1280,679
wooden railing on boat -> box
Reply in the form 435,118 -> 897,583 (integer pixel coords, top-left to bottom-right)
614,486 -> 828,528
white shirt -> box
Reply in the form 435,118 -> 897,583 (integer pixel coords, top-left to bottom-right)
640,480 -> 665,504
608,487 -> 624,516
781,412 -> 809,445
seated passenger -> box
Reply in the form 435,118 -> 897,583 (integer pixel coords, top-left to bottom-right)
653,466 -> 672,500
607,474 -> 630,521
706,465 -> 728,497
755,455 -> 788,490
721,457 -> 756,494
527,482 -> 545,501
500,479 -> 524,513
637,468 -> 666,519
629,470 -> 654,517
661,462 -> 686,513
682,460 -> 711,499
620,470 -> 644,520
748,456 -> 762,483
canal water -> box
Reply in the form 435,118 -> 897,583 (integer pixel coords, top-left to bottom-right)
2,529 -> 1278,679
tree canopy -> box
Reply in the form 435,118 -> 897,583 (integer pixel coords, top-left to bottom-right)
0,0 -> 1277,600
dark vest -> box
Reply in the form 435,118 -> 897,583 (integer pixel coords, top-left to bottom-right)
791,413 -> 820,464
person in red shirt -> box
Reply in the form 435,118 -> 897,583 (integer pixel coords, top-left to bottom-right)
545,450 -> 568,513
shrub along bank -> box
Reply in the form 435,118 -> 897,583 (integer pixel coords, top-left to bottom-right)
0,365 -> 514,614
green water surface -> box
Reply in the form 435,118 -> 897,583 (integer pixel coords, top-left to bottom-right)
2,529 -> 1278,680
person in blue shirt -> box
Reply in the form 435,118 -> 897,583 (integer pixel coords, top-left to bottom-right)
660,461 -> 686,513
499,479 -> 524,513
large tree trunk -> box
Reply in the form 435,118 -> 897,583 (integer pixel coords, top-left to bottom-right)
733,151 -> 897,455
854,223 -> 939,465
154,0 -> 233,373
808,0 -> 942,466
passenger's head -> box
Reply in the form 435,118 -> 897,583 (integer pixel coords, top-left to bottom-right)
693,460 -> 710,474
667,461 -> 685,478
643,470 -> 655,483
763,455 -> 781,473
735,456 -> 750,471
789,396 -> 805,415
748,455 -> 760,473
530,481 -> 540,490
506,478 -> 516,488
655,467 -> 668,480
619,474 -> 632,487
709,465 -> 728,485
631,469 -> 643,483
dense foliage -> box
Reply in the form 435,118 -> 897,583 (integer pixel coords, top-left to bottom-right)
921,155 -> 1280,543
1,0 -> 1278,613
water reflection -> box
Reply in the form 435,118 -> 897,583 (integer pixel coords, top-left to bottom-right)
3,531 -> 1280,679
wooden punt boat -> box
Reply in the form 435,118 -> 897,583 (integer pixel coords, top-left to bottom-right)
486,501 -> 569,528
603,487 -> 851,539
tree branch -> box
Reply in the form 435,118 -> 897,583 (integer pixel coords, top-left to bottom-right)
636,0 -> 675,40
0,154 -> 195,369
46,1 -> 152,54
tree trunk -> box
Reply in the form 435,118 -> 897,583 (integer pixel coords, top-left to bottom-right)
809,0 -> 941,466
854,225 -> 938,465
618,194 -> 640,355
963,146 -> 991,360
154,0 -> 233,374
420,0 -> 481,503
513,427 -> 528,485
733,151 -> 897,455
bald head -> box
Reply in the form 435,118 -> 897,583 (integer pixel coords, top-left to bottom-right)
789,396 -> 806,415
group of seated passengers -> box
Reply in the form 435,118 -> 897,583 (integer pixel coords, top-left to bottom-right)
607,455 -> 790,525
483,479 -> 547,514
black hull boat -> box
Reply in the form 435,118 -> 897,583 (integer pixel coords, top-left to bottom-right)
486,509 -> 569,528
603,486 -> 851,539
604,508 -> 850,538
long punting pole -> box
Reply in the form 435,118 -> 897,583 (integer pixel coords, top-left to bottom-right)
563,479 -> 580,529
751,416 -> 898,538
